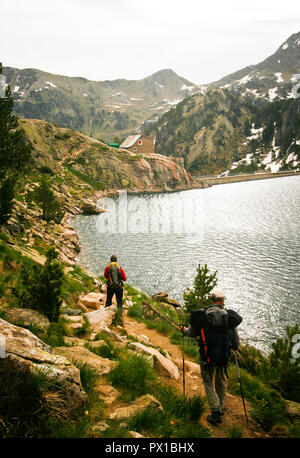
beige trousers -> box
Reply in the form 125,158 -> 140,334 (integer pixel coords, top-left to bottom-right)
200,362 -> 227,413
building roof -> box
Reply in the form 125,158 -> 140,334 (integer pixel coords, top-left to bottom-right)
119,135 -> 142,148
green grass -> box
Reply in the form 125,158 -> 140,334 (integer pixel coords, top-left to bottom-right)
72,317 -> 91,337
73,361 -> 97,396
108,353 -> 155,401
226,424 -> 244,438
0,360 -> 91,438
10,319 -> 69,348
63,164 -> 105,190
85,341 -> 122,361
126,399 -> 210,438
43,321 -> 68,347
227,365 -> 288,432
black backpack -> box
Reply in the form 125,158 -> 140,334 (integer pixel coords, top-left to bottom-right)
190,306 -> 242,368
108,262 -> 121,288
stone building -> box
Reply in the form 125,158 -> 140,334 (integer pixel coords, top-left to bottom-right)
120,134 -> 154,154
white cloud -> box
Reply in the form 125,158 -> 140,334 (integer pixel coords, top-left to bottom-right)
1,0 -> 299,84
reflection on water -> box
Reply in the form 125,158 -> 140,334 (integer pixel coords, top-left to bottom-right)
72,176 -> 300,352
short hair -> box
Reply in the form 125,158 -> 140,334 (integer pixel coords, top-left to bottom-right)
110,254 -> 117,262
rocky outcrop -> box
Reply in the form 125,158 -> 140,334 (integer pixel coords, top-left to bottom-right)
286,400 -> 300,419
54,346 -> 116,375
80,199 -> 106,215
79,292 -> 106,311
109,394 -> 163,420
4,308 -> 50,331
128,341 -> 180,380
84,305 -> 117,331
0,319 -> 87,413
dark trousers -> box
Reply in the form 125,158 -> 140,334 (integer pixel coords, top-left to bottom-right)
105,285 -> 123,311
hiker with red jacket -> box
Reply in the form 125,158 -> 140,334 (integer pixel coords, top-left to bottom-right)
180,288 -> 242,425
104,255 -> 127,324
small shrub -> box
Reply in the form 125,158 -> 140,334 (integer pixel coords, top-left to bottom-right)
43,322 -> 67,347
72,361 -> 97,396
15,247 -> 65,322
108,353 -> 155,401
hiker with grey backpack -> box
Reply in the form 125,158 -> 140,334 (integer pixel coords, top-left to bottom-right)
104,255 -> 127,325
180,288 -> 242,425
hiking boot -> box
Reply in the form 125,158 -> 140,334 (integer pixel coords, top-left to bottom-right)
219,407 -> 226,416
207,411 -> 222,425
116,312 -> 123,326
117,316 -> 124,327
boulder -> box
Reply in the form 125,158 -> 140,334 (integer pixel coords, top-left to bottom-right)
61,308 -> 82,316
87,340 -> 107,348
64,336 -> 86,346
80,199 -> 106,215
128,342 -> 180,380
161,297 -> 182,308
84,306 -> 117,331
109,394 -> 163,420
92,422 -> 109,433
0,319 -> 87,414
79,292 -> 104,310
129,431 -> 147,438
94,382 -> 120,404
66,322 -> 83,330
98,326 -> 127,343
4,308 -> 50,331
54,346 -> 116,375
152,293 -> 182,308
64,316 -> 84,324
286,400 -> 300,419
128,332 -> 153,346
152,292 -> 168,299
175,359 -> 200,376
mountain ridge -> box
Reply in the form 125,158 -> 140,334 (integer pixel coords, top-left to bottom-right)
2,66 -> 199,141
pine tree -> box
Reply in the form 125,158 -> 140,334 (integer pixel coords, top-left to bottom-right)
32,177 -> 64,223
0,84 -> 31,175
265,324 -> 300,402
17,247 -> 64,322
0,62 -> 31,225
183,263 -> 218,313
0,174 -> 17,225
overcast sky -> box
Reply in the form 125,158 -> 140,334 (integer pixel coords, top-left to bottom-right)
1,0 -> 300,84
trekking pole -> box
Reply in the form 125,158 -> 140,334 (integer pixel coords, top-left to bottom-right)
182,326 -> 186,401
234,351 -> 249,425
123,286 -> 130,307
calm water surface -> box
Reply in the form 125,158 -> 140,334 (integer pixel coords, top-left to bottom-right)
72,176 -> 300,352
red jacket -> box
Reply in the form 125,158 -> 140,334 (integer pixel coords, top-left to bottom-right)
104,264 -> 126,285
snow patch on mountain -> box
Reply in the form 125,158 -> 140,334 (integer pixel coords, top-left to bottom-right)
274,72 -> 284,83
268,87 -> 278,100
181,84 -> 194,91
46,81 -> 57,88
238,73 -> 253,85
